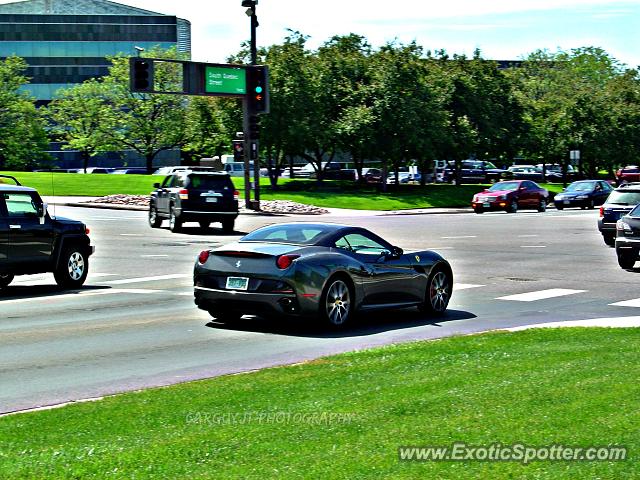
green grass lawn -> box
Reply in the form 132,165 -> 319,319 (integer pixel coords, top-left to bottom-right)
1,328 -> 638,479
0,172 -> 567,210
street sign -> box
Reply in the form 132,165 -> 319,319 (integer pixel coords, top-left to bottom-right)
205,66 -> 246,95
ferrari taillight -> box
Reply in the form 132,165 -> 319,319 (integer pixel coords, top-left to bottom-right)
276,254 -> 300,269
85,227 -> 90,235
599,206 -> 604,217
179,188 -> 189,200
198,250 -> 210,264
234,190 -> 240,201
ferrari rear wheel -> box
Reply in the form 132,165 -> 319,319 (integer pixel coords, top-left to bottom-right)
0,273 -> 13,289
419,268 -> 451,315
321,278 -> 352,327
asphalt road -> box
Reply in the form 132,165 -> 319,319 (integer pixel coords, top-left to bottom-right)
2,205 -> 639,414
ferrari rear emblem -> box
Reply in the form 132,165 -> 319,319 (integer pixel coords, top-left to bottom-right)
235,260 -> 242,268
415,255 -> 420,262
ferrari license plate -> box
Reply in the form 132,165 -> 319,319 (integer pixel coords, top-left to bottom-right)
226,276 -> 249,291
483,202 -> 490,208
205,197 -> 218,203
563,200 -> 570,205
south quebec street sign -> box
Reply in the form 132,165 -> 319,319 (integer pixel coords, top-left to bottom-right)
129,57 -> 268,112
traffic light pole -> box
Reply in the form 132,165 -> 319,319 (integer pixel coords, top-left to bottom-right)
242,98 -> 252,210
245,1 -> 260,210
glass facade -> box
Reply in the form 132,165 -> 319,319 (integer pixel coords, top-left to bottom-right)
0,1 -> 191,100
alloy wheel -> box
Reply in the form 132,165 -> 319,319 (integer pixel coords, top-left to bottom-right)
325,280 -> 351,325
429,271 -> 450,313
67,252 -> 85,281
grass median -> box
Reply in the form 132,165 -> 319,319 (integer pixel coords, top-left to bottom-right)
0,328 -> 638,479
1,171 -> 565,210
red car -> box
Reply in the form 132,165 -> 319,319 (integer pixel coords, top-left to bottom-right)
615,166 -> 640,185
471,180 -> 549,213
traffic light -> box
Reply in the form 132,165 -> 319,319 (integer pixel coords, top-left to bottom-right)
232,139 -> 244,161
246,65 -> 269,113
248,115 -> 260,139
129,58 -> 153,92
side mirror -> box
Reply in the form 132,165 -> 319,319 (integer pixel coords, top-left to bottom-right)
153,182 -> 160,188
386,246 -> 403,259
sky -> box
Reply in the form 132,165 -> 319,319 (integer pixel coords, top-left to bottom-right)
4,0 -> 640,67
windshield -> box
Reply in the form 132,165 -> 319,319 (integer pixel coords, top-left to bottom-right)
606,191 -> 640,206
628,204 -> 640,217
241,224 -> 332,245
565,182 -> 596,192
489,181 -> 520,192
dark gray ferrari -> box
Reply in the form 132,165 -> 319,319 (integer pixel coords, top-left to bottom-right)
193,223 -> 453,327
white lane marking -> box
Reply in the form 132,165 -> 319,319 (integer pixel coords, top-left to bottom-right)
90,273 -> 119,277
506,316 -> 640,330
0,288 -> 164,304
453,283 -> 485,291
496,288 -> 586,302
517,234 -> 539,238
141,255 -> 169,258
609,298 -> 640,308
120,233 -> 144,236
105,274 -> 190,285
520,245 -> 547,248
441,235 -> 477,239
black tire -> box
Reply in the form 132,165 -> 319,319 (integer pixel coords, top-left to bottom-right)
169,205 -> 182,233
54,245 -> 89,288
506,201 -> 518,213
617,251 -> 636,269
199,221 -> 210,230
209,309 -> 242,323
222,218 -> 235,234
538,199 -> 547,212
148,205 -> 162,228
588,200 -> 595,210
603,234 -> 615,247
555,204 -> 564,210
0,273 -> 14,289
474,208 -> 484,214
320,277 -> 353,328
418,267 -> 452,316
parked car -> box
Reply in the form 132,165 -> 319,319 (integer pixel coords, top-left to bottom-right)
75,167 -> 114,174
615,204 -> 640,268
0,174 -> 94,289
149,170 -> 239,233
153,166 -> 217,175
362,168 -> 383,184
553,180 -> 613,210
386,172 -> 421,184
193,223 -> 452,328
615,166 -> 640,185
505,165 -> 544,182
471,180 -> 549,213
598,183 -> 640,246
443,160 -> 507,184
110,167 -> 149,174
536,163 -> 577,181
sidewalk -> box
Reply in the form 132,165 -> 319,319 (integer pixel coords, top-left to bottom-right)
43,196 -> 474,216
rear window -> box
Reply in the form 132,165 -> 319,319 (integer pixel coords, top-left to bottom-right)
241,224 -> 331,245
606,190 -> 640,205
187,175 -> 232,190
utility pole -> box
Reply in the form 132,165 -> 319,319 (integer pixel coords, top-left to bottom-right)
242,0 -> 260,210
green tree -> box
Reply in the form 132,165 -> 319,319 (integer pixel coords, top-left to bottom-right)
0,56 -> 49,170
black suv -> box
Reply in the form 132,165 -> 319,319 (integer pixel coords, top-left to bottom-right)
615,204 -> 640,268
0,175 -> 94,289
598,183 -> 640,246
442,160 -> 507,184
149,171 -> 239,233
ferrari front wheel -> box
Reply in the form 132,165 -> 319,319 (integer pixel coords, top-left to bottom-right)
419,268 -> 451,315
320,278 -> 352,328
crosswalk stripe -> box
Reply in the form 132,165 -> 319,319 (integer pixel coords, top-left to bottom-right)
496,288 -> 586,302
609,298 -> 640,308
105,274 -> 190,285
453,283 -> 485,291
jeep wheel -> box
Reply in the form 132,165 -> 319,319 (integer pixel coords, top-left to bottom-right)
169,206 -> 182,233
0,273 -> 14,289
148,205 -> 162,228
617,251 -> 636,269
54,246 -> 88,288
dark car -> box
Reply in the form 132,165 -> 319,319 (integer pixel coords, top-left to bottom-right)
110,167 -> 150,174
615,166 -> 640,185
553,180 -> 612,210
193,223 -> 453,328
615,204 -> 640,268
0,175 -> 94,290
598,183 -> 640,246
363,168 -> 383,184
443,160 -> 507,184
537,163 -> 578,182
471,180 -> 549,213
505,165 -> 544,182
149,171 -> 239,233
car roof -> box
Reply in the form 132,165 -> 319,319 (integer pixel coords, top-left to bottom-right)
0,184 -> 37,192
